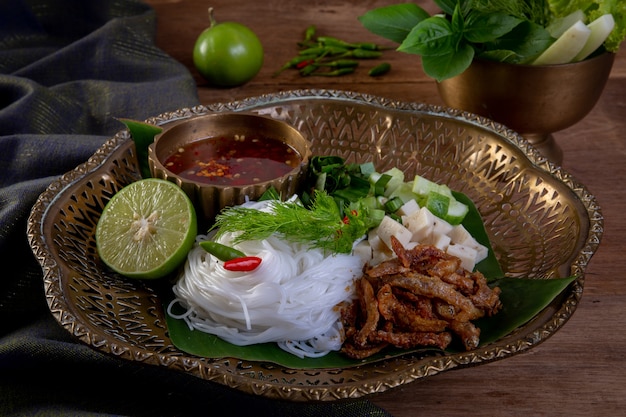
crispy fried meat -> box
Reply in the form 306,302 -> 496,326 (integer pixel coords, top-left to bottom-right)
341,236 -> 502,359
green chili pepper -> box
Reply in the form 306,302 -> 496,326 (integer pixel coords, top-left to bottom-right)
310,67 -> 356,76
272,54 -> 318,76
317,36 -> 353,48
299,63 -> 318,76
317,36 -> 383,51
298,45 -> 348,56
352,42 -> 382,51
341,49 -> 383,59
316,59 -> 359,68
368,62 -> 391,76
199,240 -> 246,262
303,24 -> 316,42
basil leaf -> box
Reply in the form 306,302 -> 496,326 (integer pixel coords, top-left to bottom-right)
398,16 -> 458,57
464,12 -> 523,43
482,21 -> 554,64
421,43 -> 474,82
434,0 -> 460,16
358,4 -> 430,44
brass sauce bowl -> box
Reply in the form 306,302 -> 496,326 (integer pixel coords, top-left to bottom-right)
148,113 -> 311,223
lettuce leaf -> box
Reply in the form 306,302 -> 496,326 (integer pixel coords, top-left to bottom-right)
548,0 -> 626,51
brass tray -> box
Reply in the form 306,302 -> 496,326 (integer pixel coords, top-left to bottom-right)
27,90 -> 602,402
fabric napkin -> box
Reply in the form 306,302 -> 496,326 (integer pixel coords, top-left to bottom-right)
0,0 -> 393,415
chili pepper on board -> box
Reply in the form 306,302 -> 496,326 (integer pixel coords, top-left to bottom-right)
199,240 -> 245,262
317,36 -> 382,51
223,256 -> 262,272
299,63 -> 318,76
368,62 -> 391,76
298,45 -> 348,56
272,54 -> 318,76
310,67 -> 356,76
315,59 -> 359,68
303,24 -> 316,42
274,26 -> 390,78
340,49 -> 382,59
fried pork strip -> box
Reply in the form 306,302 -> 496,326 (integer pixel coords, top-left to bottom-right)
341,236 -> 502,359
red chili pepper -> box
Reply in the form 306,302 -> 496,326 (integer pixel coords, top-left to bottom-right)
296,59 -> 315,69
223,256 -> 262,272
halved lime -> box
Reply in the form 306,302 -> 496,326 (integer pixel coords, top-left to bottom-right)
96,178 -> 197,279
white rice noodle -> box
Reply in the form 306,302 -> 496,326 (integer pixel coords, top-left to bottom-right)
167,202 -> 363,358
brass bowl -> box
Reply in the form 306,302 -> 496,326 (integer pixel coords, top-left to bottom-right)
437,52 -> 615,164
148,112 -> 311,223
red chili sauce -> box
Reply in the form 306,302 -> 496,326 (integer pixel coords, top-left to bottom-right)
163,135 -> 301,186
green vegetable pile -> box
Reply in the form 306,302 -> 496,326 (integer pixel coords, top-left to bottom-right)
213,156 -> 473,255
359,0 -> 626,81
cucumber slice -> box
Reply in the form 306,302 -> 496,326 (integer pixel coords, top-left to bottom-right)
381,167 -> 405,196
546,9 -> 586,38
412,174 -> 440,196
425,191 -> 450,219
533,20 -> 591,65
389,182 -> 418,204
444,199 -> 469,225
574,14 -> 615,61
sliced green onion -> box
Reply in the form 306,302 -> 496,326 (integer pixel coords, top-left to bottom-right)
374,174 -> 392,196
384,196 -> 404,213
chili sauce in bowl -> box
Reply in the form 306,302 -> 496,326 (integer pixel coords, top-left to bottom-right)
163,134 -> 302,186
148,113 -> 311,223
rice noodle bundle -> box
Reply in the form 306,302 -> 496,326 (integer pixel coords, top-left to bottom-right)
168,201 -> 363,358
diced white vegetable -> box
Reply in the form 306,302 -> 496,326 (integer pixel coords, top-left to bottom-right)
533,20 -> 591,65
446,244 -> 478,271
397,198 -> 420,216
431,216 -> 453,237
353,240 -> 372,264
404,206 -> 436,242
574,14 -> 615,61
546,9 -> 586,38
376,215 -> 413,249
429,233 -> 451,251
404,240 -> 419,250
474,245 -> 489,264
367,231 -> 395,264
459,235 -> 489,264
448,224 -> 472,244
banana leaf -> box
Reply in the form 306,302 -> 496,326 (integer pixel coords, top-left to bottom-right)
166,190 -> 576,369
118,118 -> 162,178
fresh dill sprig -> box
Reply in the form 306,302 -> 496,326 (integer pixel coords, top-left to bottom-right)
212,191 -> 370,254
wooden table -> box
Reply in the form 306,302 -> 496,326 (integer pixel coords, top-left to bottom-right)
146,1 -> 626,415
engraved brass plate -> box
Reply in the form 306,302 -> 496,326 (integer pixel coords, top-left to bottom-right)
27,90 -> 602,402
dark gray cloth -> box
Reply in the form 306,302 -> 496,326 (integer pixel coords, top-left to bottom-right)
0,1 -> 393,415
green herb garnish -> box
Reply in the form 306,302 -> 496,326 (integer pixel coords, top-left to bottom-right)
212,191 -> 372,254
